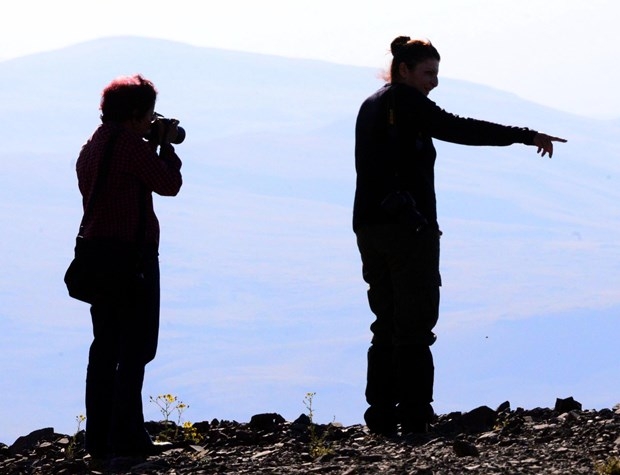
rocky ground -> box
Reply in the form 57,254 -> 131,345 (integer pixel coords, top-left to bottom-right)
2,397 -> 620,474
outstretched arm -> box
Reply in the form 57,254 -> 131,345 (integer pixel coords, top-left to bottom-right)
532,133 -> 567,158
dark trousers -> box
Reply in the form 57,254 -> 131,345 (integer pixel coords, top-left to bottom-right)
85,251 -> 160,457
356,223 -> 441,428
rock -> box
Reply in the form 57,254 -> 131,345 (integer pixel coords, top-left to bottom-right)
453,439 -> 480,457
496,401 -> 511,413
554,396 -> 582,413
293,413 -> 311,426
9,427 -> 55,455
191,420 -> 211,433
249,412 -> 286,431
460,406 -> 497,433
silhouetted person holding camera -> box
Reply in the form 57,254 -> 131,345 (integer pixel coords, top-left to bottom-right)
353,36 -> 566,436
75,74 -> 183,461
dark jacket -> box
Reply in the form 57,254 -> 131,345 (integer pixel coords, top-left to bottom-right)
353,83 -> 537,232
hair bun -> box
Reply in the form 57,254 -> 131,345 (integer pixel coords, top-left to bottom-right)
390,36 -> 411,56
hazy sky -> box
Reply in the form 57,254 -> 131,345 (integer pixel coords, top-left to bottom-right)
2,0 -> 618,118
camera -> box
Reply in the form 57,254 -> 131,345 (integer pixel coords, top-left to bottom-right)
145,112 -> 186,144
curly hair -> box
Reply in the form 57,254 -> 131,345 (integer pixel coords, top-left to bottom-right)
100,74 -> 157,123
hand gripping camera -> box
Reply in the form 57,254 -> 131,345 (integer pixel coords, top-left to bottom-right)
145,112 -> 186,144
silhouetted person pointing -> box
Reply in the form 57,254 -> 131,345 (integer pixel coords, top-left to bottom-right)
353,36 -> 566,436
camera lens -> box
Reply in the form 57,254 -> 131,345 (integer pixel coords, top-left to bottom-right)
173,126 -> 186,144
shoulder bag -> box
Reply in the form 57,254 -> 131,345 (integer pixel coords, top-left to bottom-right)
64,129 -> 146,304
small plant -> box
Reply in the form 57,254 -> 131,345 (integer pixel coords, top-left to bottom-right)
303,392 -> 333,458
66,414 -> 86,459
149,393 -> 200,442
76,414 -> 86,432
181,420 -> 203,444
150,394 -> 187,423
596,457 -> 620,475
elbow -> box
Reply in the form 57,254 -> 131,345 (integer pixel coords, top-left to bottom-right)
158,177 -> 183,197
166,182 -> 183,197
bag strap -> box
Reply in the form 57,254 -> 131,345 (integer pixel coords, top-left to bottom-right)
78,128 -> 119,236
77,128 -> 147,246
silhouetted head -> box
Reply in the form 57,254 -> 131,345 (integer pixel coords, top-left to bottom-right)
100,74 -> 157,123
387,36 -> 440,83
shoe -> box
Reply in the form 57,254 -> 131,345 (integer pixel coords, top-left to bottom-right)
397,402 -> 435,436
87,456 -> 111,471
400,420 -> 430,436
364,405 -> 398,437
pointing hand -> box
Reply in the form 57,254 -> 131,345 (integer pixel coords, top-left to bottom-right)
533,133 -> 567,158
